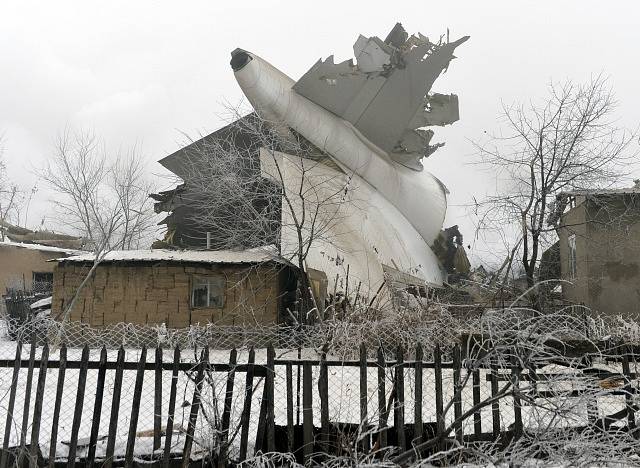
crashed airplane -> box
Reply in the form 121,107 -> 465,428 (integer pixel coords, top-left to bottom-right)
154,23 -> 468,304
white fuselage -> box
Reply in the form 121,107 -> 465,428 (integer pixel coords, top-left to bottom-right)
233,51 -> 447,248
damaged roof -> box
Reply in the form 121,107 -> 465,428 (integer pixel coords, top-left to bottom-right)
292,22 -> 468,170
56,247 -> 283,265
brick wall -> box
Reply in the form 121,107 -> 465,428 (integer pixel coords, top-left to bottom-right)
51,261 -> 282,327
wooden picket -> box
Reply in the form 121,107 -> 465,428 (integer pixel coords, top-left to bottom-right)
0,338 -> 639,467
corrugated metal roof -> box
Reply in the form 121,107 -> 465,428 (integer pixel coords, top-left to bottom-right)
57,247 -> 282,265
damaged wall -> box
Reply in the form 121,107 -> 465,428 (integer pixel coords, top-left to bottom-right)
559,194 -> 640,315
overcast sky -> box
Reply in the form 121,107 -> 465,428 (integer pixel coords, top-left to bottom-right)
1,1 -> 639,264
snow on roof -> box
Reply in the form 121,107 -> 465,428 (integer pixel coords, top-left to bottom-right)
58,247 -> 283,265
0,240 -> 81,255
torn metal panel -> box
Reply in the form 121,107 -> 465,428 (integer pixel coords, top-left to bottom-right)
292,23 -> 468,171
271,149 -> 444,303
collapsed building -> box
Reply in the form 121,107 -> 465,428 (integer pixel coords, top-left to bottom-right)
53,24 -> 471,327
152,23 -> 470,314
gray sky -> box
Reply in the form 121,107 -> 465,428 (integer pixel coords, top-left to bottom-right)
2,1 -> 639,264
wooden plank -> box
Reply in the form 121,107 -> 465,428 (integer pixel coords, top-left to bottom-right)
181,348 -> 208,468
490,358 -> 500,438
414,344 -> 423,447
472,369 -> 482,437
621,347 -> 637,434
285,362 -> 294,454
359,344 -> 369,452
434,344 -> 444,439
125,347 -> 147,468
163,347 -> 181,468
29,341 -> 49,468
218,348 -> 237,468
265,345 -> 276,453
67,345 -> 90,468
0,341 -> 21,468
154,347 -> 163,452
0,359 -> 266,374
86,347 -> 108,468
319,352 -> 330,451
239,347 -> 256,461
452,345 -> 463,443
511,354 -> 523,438
377,347 -> 387,449
48,344 -> 67,468
19,339 -> 37,462
302,361 -> 314,464
272,358 -> 456,369
395,346 -> 406,452
104,347 -> 125,468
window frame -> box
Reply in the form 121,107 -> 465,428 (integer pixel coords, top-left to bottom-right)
190,275 -> 225,309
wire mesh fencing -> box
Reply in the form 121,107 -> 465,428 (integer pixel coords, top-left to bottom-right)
2,308 -> 640,466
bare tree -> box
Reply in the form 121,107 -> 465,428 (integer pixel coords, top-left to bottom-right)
38,130 -> 157,326
39,129 -> 157,251
474,76 -> 636,295
0,135 -> 23,240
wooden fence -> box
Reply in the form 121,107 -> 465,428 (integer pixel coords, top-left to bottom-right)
1,340 -> 638,467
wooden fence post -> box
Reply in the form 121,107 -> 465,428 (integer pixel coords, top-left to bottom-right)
377,347 -> 387,449
359,344 -> 369,452
181,348 -> 208,468
86,347 -> 107,468
29,341 -> 49,468
434,344 -> 444,442
218,348 -> 237,468
19,339 -> 37,463
302,361 -> 314,464
67,345 -> 90,468
472,368 -> 482,437
319,352 -> 330,452
452,345 -> 463,444
414,344 -> 423,447
0,341 -> 22,468
255,345 -> 276,454
104,346 -> 125,468
285,362 -> 295,454
163,346 -> 181,468
239,347 -> 256,461
154,347 -> 163,453
510,354 -> 523,438
395,346 -> 406,452
48,344 -> 67,468
621,346 -> 637,435
490,357 -> 500,439
124,346 -> 147,468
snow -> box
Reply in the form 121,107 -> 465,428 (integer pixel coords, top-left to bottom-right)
30,296 -> 52,309
0,341 -> 636,462
57,246 -> 282,265
0,240 -> 81,255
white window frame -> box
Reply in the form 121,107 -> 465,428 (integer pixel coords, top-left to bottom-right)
191,275 -> 225,308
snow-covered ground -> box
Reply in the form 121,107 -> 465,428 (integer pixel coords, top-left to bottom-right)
0,335 -> 637,462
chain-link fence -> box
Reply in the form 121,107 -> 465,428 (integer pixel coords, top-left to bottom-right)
2,308 -> 640,466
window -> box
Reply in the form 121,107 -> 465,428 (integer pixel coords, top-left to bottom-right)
191,275 -> 225,308
567,234 -> 577,279
32,272 -> 54,293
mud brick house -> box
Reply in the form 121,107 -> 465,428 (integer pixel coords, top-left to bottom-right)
51,249 -> 295,327
551,183 -> 640,315
0,241 -> 79,295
